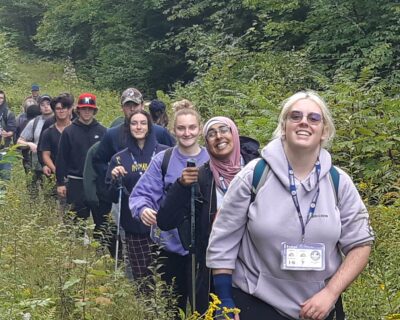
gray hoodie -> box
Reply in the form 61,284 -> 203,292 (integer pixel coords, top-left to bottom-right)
206,138 -> 374,319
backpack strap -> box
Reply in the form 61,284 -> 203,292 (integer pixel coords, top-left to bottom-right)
161,147 -> 173,183
32,116 -> 41,140
251,158 -> 269,203
329,166 -> 340,205
251,159 -> 340,206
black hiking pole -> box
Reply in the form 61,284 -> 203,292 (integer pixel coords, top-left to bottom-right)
187,159 -> 197,312
114,176 -> 123,275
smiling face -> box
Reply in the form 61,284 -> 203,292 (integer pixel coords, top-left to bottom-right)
283,99 -> 326,152
130,113 -> 149,141
206,123 -> 234,160
174,114 -> 201,150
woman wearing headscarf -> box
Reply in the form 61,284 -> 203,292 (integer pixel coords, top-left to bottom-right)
157,116 -> 260,315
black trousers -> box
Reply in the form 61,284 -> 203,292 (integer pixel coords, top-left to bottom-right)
66,178 -> 90,219
67,179 -> 116,255
158,250 -> 191,316
88,200 -> 115,254
232,287 -> 339,320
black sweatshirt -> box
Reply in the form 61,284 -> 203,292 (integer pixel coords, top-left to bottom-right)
56,118 -> 106,186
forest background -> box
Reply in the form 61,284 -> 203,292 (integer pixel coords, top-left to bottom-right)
0,0 -> 399,319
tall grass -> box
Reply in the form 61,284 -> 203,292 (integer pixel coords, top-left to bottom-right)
0,164 -> 179,319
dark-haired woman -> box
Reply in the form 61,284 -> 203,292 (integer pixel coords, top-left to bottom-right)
157,116 -> 260,315
106,110 -> 168,279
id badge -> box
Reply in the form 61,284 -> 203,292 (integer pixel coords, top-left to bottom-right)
281,242 -> 325,271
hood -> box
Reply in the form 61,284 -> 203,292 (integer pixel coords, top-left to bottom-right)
73,118 -> 100,129
261,138 -> 332,191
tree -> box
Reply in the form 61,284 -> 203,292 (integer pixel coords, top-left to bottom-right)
0,0 -> 46,50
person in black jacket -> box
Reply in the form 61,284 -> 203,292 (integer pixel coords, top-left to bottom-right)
106,110 -> 168,279
157,116 -> 260,315
56,93 -> 106,220
0,90 -> 16,180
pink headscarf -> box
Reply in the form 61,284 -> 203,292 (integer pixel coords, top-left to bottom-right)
203,117 -> 241,191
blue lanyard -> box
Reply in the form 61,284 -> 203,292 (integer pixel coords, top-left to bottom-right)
288,160 -> 321,242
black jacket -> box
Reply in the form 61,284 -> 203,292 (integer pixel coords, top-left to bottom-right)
0,102 -> 16,148
56,119 -> 106,185
157,135 -> 260,314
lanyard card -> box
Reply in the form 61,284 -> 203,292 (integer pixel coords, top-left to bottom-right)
281,242 -> 325,271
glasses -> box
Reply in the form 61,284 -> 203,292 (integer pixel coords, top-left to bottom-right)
287,111 -> 323,125
206,126 -> 231,140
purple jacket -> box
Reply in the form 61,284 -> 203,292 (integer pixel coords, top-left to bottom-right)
129,146 -> 209,255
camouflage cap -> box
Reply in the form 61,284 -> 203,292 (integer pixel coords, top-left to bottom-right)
120,88 -> 143,106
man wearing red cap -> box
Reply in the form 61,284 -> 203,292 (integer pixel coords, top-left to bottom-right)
56,93 -> 106,220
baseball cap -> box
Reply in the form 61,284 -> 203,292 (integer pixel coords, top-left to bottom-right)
121,88 -> 143,106
39,94 -> 52,105
77,93 -> 97,109
31,84 -> 40,91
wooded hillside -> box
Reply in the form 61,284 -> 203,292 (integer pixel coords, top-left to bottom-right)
0,1 -> 399,319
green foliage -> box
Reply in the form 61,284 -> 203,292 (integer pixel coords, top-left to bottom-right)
171,48 -> 328,144
0,0 -> 45,50
2,53 -> 121,125
0,32 -> 18,84
242,0 -> 400,84
344,206 -> 400,319
325,78 -> 400,205
32,0 -> 188,95
0,167 -> 179,319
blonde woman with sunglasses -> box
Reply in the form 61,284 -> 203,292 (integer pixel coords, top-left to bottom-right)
206,90 -> 374,320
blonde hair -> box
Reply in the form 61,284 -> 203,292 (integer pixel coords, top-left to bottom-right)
273,90 -> 335,148
172,99 -> 201,128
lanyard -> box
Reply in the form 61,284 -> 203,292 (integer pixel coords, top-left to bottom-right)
130,149 -> 156,175
218,176 -> 228,194
288,160 -> 321,242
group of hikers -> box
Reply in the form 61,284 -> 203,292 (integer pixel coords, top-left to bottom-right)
0,85 -> 374,320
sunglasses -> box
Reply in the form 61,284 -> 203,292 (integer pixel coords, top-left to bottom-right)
288,110 -> 323,125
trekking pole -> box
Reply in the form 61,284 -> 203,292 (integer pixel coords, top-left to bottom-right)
190,182 -> 196,311
187,159 -> 197,312
114,176 -> 123,275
